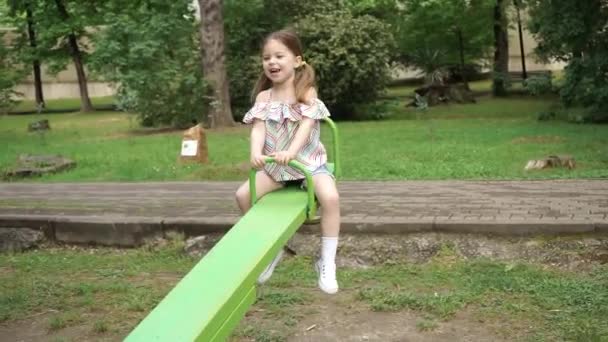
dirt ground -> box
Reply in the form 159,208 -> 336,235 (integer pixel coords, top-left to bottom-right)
1,290 -> 508,342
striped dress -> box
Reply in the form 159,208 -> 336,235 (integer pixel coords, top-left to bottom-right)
243,96 -> 330,182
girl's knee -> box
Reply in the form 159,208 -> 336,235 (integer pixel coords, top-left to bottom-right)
320,191 -> 340,208
235,185 -> 250,204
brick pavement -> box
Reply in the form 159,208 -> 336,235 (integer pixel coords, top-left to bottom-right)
1,180 -> 607,245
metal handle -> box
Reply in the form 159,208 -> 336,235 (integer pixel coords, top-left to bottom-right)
249,158 -> 317,220
323,117 -> 340,178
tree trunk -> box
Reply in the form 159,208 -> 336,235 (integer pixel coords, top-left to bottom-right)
198,0 -> 235,128
54,0 -> 93,112
514,0 -> 527,80
456,28 -> 469,90
493,0 -> 509,97
26,6 -> 45,109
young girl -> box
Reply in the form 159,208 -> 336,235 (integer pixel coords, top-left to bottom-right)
235,30 -> 341,294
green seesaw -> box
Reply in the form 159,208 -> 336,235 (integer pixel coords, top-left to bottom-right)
125,118 -> 339,341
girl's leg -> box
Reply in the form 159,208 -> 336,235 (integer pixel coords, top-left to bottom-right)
235,171 -> 284,213
235,171 -> 285,284
312,173 -> 340,294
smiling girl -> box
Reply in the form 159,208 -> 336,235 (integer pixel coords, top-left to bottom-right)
234,30 -> 341,294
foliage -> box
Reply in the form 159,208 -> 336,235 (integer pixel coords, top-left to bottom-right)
0,33 -> 24,113
224,0 -> 394,119
6,0 -> 98,77
407,48 -> 449,86
527,0 -> 608,123
524,74 -> 554,96
295,11 -> 395,117
90,0 -> 207,128
5,0 -> 100,111
0,2 -> 11,26
394,0 -> 495,81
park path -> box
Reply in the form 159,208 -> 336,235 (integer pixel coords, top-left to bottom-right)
1,180 -> 607,245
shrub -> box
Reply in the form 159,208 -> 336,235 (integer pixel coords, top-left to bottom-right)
295,11 -> 395,118
524,74 -> 554,96
224,3 -> 395,120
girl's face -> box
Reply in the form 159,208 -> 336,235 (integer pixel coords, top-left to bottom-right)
262,39 -> 302,86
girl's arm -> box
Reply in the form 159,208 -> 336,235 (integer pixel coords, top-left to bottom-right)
273,117 -> 315,165
250,89 -> 271,168
250,119 -> 267,169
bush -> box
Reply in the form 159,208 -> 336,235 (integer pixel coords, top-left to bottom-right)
524,74 -> 555,96
225,0 -> 345,117
224,3 -> 395,120
559,60 -> 608,123
295,11 -> 395,118
91,0 -> 207,128
114,70 -> 206,129
446,63 -> 486,84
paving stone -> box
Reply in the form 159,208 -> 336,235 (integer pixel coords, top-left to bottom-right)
1,180 -> 607,246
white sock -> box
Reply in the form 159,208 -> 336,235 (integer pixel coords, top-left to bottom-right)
321,237 -> 339,265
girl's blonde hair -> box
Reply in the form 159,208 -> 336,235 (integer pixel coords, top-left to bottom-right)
251,30 -> 316,104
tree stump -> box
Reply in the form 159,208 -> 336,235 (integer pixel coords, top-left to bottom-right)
524,155 -> 576,170
408,84 -> 476,107
2,154 -> 76,179
27,119 -> 50,132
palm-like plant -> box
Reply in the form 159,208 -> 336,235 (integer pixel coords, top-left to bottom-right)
407,48 -> 450,86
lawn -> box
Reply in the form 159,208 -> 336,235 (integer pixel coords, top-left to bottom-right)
1,90 -> 607,182
0,241 -> 606,341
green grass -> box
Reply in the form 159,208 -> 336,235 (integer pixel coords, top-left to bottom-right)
1,243 -> 606,341
10,96 -> 116,113
266,251 -> 608,341
1,93 -> 607,182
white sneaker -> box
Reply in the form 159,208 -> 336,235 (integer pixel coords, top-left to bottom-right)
257,249 -> 285,284
314,259 -> 339,294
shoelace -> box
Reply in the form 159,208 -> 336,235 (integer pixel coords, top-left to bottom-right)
320,264 -> 336,281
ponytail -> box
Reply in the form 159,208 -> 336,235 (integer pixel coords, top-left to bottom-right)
294,62 -> 316,104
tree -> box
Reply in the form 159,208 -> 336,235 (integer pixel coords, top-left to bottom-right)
7,0 -> 45,109
527,0 -> 608,122
50,0 -> 92,111
14,0 -> 99,112
513,0 -> 527,80
395,0 -> 495,87
91,0 -> 208,128
492,0 -> 509,96
198,0 -> 235,128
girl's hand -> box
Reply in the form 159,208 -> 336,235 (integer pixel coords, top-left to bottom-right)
251,154 -> 267,169
270,151 -> 295,165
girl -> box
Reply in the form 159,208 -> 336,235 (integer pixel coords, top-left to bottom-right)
235,30 -> 341,294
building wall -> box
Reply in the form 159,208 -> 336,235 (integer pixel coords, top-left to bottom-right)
507,9 -> 565,72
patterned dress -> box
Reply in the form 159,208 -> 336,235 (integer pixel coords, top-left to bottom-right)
243,95 -> 330,182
